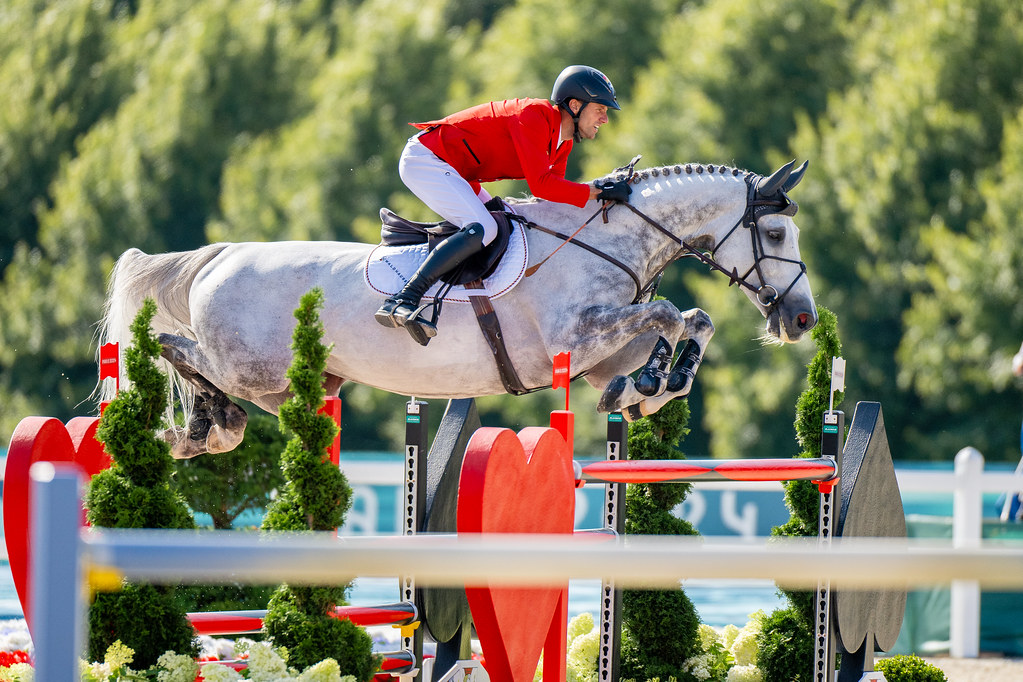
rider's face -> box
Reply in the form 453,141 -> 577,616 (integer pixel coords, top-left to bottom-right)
573,102 -> 609,140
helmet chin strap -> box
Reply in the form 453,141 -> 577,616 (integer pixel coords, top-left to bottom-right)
567,101 -> 589,142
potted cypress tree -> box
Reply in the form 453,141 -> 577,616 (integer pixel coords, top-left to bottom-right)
84,298 -> 198,667
260,288 -> 376,678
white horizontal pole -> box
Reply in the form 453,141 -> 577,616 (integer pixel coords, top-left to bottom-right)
82,530 -> 1023,592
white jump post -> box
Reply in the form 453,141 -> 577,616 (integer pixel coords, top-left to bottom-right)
951,446 -> 983,658
30,462 -> 85,681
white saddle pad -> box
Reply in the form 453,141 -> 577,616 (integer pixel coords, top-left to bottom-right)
363,221 -> 528,303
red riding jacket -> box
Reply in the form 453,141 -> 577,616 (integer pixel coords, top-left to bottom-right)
412,98 -> 591,208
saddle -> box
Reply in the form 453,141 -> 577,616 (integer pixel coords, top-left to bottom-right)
379,199 -> 514,286
376,199 -> 528,395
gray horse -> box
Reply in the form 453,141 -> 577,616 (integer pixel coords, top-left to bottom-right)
99,160 -> 817,458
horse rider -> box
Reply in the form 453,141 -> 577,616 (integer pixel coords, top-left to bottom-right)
374,64 -> 633,345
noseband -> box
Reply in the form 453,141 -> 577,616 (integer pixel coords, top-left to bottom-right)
620,173 -> 809,315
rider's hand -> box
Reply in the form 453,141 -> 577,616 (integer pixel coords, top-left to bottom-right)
596,179 -> 633,203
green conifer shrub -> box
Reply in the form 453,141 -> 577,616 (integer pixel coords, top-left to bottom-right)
84,298 -> 198,667
260,288 -> 376,678
620,398 -> 703,681
756,606 -> 814,682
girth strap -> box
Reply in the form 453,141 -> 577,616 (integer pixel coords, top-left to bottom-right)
464,280 -> 530,396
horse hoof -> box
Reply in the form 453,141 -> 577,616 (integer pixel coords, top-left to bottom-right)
162,427 -> 209,459
623,403 -> 646,422
597,375 -> 629,413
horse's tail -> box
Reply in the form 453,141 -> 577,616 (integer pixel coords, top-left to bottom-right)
97,243 -> 230,409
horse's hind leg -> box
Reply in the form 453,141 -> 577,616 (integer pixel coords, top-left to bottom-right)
158,333 -> 248,459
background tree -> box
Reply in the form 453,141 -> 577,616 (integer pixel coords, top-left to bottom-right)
261,288 -> 376,679
84,298 -> 198,667
173,412 -> 287,529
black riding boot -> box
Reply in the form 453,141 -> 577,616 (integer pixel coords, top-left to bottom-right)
374,223 -> 485,345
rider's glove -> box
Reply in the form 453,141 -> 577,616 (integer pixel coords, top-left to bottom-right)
596,179 -> 633,203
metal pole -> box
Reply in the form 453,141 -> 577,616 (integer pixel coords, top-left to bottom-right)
403,399 -> 429,680
31,462 -> 85,682
598,412 -> 626,682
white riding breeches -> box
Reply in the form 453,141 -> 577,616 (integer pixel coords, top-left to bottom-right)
398,135 -> 499,245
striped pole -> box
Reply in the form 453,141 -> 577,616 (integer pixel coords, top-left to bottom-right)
578,457 -> 838,485
187,602 -> 418,636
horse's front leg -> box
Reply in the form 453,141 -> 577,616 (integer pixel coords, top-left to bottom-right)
578,305 -> 714,421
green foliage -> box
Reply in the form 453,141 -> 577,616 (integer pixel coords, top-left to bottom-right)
173,412 -> 287,529
84,298 -> 197,667
620,399 -> 702,682
261,288 -> 373,677
875,655 -> 948,682
621,589 -> 702,682
755,606 -> 813,682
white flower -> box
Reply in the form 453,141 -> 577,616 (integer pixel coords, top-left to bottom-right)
84,661 -> 113,680
566,629 -> 600,682
4,663 -> 34,681
745,610 -> 767,633
157,652 -> 200,682
0,621 -> 33,655
698,623 -> 721,651
725,663 -> 764,682
720,623 -> 740,650
197,663 -> 244,682
103,640 -> 135,671
246,642 -> 291,681
729,610 -> 766,667
295,658 -> 342,682
567,613 -> 595,643
729,628 -> 759,666
682,653 -> 715,681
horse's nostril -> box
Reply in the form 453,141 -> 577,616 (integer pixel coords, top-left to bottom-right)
797,313 -> 809,328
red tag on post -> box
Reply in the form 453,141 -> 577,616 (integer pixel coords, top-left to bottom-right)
551,352 -> 570,391
99,342 -> 119,379
99,342 -> 119,393
552,352 -> 571,412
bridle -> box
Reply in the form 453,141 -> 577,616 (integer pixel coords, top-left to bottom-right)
522,164 -> 809,314
622,173 -> 809,315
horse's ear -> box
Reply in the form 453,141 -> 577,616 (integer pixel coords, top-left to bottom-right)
757,160 -> 796,196
781,160 -> 809,193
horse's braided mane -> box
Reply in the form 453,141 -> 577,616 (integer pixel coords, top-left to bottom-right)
596,162 -> 750,187
503,162 -> 751,206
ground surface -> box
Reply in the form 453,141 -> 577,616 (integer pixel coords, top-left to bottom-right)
921,656 -> 1023,681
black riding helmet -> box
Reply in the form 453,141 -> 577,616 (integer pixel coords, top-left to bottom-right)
551,65 -> 620,141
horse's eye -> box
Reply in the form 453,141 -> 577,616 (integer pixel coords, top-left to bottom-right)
766,228 -> 784,242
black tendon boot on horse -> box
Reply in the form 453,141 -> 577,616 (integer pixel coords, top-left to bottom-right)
375,223 -> 485,345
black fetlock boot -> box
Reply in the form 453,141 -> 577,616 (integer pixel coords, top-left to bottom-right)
374,223 -> 486,345
635,336 -> 674,396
